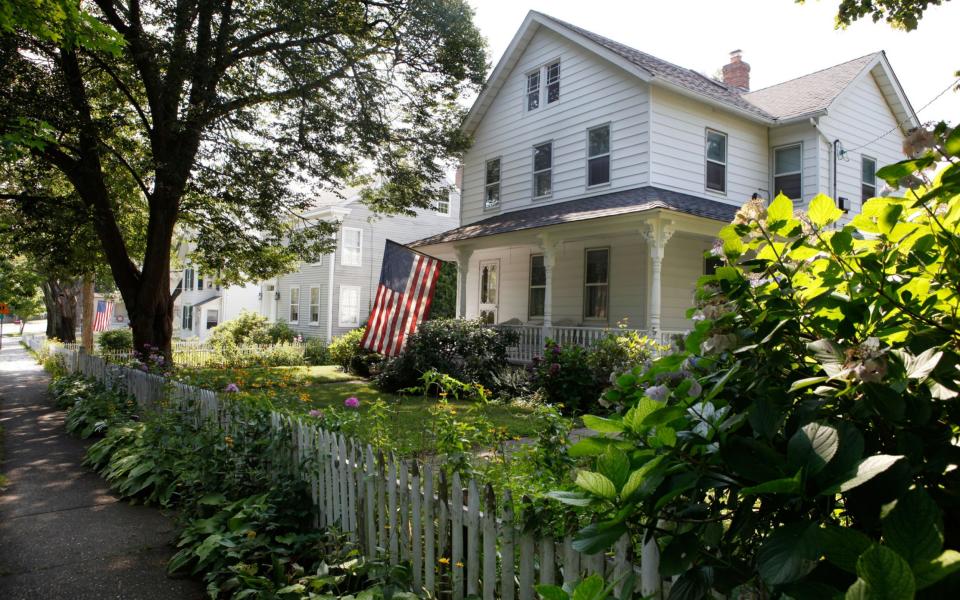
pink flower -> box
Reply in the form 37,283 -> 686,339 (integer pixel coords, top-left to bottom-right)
308,409 -> 323,418
225,383 -> 240,393
344,397 -> 360,409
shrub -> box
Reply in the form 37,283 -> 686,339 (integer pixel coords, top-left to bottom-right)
303,337 -> 330,365
266,320 -> 298,344
558,136 -> 960,599
375,318 -> 518,392
328,327 -> 380,376
208,311 -> 271,349
530,341 -> 601,415
97,329 -> 133,353
586,328 -> 662,385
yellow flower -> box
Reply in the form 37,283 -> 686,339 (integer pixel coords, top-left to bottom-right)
299,392 -> 310,403
438,557 -> 450,565
455,561 -> 464,568
246,530 -> 256,539
224,435 -> 234,447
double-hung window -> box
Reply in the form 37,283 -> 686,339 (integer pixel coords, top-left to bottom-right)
288,286 -> 300,324
705,129 -> 727,193
206,309 -> 219,330
526,71 -> 541,111
182,305 -> 193,330
184,268 -> 194,291
533,142 -> 552,198
434,191 -> 451,215
341,227 -> 362,267
197,273 -> 204,290
584,248 -> 609,321
309,287 -> 321,325
546,61 -> 561,104
587,125 -> 611,186
485,158 -> 501,209
774,144 -> 803,200
529,254 -> 546,319
862,156 -> 877,202
339,285 -> 360,327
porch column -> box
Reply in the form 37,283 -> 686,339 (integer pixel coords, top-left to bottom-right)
642,220 -> 675,334
455,246 -> 473,319
539,235 -> 558,342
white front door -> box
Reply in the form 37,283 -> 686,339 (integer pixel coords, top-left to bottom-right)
264,285 -> 276,322
478,260 -> 499,324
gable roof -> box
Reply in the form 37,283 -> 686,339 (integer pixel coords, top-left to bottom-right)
410,186 -> 738,247
743,53 -> 880,120
463,11 -> 917,135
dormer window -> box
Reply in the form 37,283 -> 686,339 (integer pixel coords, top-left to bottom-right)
525,60 -> 561,112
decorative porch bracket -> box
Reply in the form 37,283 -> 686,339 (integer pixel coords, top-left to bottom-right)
538,233 -> 559,342
641,219 -> 675,334
454,246 -> 474,319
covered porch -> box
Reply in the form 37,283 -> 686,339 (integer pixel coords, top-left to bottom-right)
413,187 -> 736,362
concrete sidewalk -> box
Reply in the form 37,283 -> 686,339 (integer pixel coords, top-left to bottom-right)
0,338 -> 202,599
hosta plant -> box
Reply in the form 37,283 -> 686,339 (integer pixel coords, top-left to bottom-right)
552,123 -> 960,599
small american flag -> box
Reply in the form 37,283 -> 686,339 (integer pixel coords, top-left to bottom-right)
93,300 -> 114,332
360,240 -> 442,356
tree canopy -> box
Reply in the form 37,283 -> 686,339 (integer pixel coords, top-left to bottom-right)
797,0 -> 951,30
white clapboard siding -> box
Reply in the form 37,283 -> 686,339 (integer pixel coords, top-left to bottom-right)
34,337 -> 673,599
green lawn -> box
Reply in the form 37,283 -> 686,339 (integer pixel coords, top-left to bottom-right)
173,365 -> 539,457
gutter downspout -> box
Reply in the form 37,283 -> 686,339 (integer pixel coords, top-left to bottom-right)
810,118 -> 837,200
326,250 -> 336,343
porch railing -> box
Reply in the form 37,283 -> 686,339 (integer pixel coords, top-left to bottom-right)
496,324 -> 689,363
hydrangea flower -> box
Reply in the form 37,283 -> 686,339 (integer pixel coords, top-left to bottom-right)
308,409 -> 323,418
644,384 -> 670,402
344,396 -> 360,409
224,383 -> 240,393
549,363 -> 560,375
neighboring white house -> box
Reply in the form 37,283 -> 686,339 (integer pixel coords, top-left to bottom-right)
171,241 -> 260,341
261,187 -> 460,342
412,11 -> 917,356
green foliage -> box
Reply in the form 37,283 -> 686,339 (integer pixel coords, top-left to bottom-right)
556,128 -> 960,599
536,573 -> 639,600
208,311 -> 272,349
97,328 -> 132,353
531,341 -> 601,415
375,318 -> 519,392
796,0 -> 950,31
401,369 -> 491,403
0,255 -> 44,321
49,373 -> 135,437
303,337 -> 329,366
328,327 -> 380,376
586,327 -> 663,385
266,321 -> 298,344
428,261 -> 457,320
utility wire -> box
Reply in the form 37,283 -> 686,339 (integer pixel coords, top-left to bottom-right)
842,76 -> 960,154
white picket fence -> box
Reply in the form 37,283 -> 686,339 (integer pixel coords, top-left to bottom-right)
24,334 -> 667,598
58,340 -> 307,368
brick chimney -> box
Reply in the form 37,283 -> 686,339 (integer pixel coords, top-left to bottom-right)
722,50 -> 750,91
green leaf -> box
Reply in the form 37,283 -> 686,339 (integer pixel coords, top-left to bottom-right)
572,521 -> 627,555
943,125 -> 960,157
809,194 -> 844,227
820,524 -> 873,573
876,156 -> 936,185
667,565 -> 714,600
572,574 -> 606,600
546,491 -> 594,507
789,376 -> 830,393
831,230 -> 853,254
741,471 -> 802,495
568,437 -> 622,458
914,550 -> 960,590
898,347 -> 943,382
788,422 -> 839,475
757,521 -> 823,586
825,454 -> 903,494
848,545 -> 915,600
719,225 -> 744,258
535,584 -> 570,600
768,193 -> 794,223
620,455 -> 665,500
597,448 -> 631,491
642,405 -> 685,427
882,489 -> 943,565
878,204 -> 903,235
575,471 -> 617,500
582,415 -> 625,434
197,493 -> 226,506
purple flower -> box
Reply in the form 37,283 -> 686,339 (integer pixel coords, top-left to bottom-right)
551,345 -> 562,356
138,364 -> 148,372
644,384 -> 670,402
308,409 -> 323,418
344,397 -> 360,409
225,383 -> 240,393
549,363 -> 560,376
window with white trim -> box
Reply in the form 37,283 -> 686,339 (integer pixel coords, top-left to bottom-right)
181,305 -> 193,330
774,144 -> 803,200
197,273 -> 204,290
340,227 -> 362,267
309,287 -> 321,325
206,309 -> 219,330
587,125 -> 611,186
862,156 -> 877,202
485,158 -> 501,209
339,285 -> 361,327
533,142 -> 552,198
184,268 -> 195,291
529,254 -> 545,319
584,248 -> 609,320
546,60 -> 560,104
288,286 -> 300,323
526,70 -> 540,111
705,129 -> 727,193
433,190 -> 451,215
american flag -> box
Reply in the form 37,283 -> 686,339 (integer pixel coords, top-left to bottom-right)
360,241 -> 442,356
93,300 -> 114,332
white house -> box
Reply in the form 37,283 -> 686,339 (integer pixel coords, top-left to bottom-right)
172,241 -> 260,341
412,11 -> 917,358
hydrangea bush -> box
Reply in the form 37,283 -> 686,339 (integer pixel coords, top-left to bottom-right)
553,124 -> 960,599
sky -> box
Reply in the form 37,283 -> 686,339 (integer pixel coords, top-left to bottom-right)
465,0 -> 960,126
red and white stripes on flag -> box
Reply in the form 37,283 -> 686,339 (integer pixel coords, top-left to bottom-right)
360,240 -> 443,356
93,300 -> 114,332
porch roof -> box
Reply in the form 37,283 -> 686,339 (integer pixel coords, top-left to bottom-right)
410,186 -> 738,247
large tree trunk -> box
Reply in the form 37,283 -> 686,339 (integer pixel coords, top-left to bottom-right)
41,279 -> 79,342
81,273 -> 94,352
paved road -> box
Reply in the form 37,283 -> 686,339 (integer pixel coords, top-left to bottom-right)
0,338 -> 202,599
